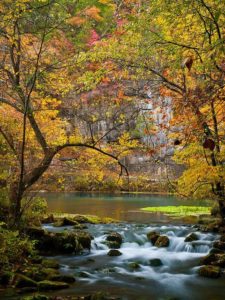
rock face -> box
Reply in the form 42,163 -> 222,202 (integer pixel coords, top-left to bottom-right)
155,236 -> 170,247
184,233 -> 198,242
107,249 -> 122,256
147,231 -> 160,245
106,232 -> 123,249
27,227 -> 92,255
198,266 -> 221,278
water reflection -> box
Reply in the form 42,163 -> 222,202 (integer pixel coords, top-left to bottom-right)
43,192 -> 211,223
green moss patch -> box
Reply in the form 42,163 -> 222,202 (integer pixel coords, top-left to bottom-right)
140,206 -> 211,217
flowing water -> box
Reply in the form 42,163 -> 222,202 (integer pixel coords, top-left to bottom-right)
1,193 -> 224,299
42,222 -> 225,300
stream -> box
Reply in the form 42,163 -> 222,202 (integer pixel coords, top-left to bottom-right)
42,222 -> 225,300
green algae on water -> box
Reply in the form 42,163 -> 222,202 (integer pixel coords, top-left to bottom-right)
140,206 -> 211,216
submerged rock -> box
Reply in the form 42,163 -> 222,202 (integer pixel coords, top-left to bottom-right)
155,235 -> 170,247
198,265 -> 221,278
107,249 -> 122,256
149,258 -> 163,267
185,233 -> 198,242
147,231 -> 160,245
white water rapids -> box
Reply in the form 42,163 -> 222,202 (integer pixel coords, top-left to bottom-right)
43,223 -> 224,300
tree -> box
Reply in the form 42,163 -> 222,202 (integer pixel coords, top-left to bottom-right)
0,0 -> 130,227
85,0 -> 225,221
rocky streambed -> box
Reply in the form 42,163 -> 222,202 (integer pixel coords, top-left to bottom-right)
1,216 -> 225,300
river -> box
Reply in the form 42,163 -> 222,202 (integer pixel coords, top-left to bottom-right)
2,193 -> 224,300
44,192 -> 211,223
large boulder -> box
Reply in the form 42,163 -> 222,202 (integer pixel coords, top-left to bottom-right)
147,231 -> 160,245
198,266 -> 221,278
155,236 -> 170,247
27,226 -> 93,257
106,232 -> 123,249
29,229 -> 92,255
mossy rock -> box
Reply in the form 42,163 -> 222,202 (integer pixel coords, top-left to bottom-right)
15,274 -> 37,288
213,241 -> 225,251
73,215 -> 90,224
106,241 -> 121,249
184,233 -> 198,242
30,256 -> 43,264
149,258 -> 163,267
198,265 -> 221,278
42,259 -> 60,269
209,248 -> 224,254
26,227 -> 46,239
201,254 -> 217,265
106,232 -> 122,244
128,262 -> 140,270
107,249 -> 122,256
38,280 -> 69,291
22,266 -> 58,282
54,217 -> 79,227
84,292 -> 109,300
42,214 -> 55,224
35,230 -> 92,255
21,295 -> 49,300
147,231 -> 160,245
49,274 -> 75,283
73,224 -> 88,230
155,236 -> 170,247
0,271 -> 13,286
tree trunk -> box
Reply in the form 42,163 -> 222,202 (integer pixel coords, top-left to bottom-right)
218,198 -> 225,226
8,181 -> 24,228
